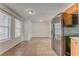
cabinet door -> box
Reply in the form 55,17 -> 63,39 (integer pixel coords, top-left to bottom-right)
71,39 -> 79,56
71,46 -> 79,56
63,13 -> 72,26
78,3 -> 79,24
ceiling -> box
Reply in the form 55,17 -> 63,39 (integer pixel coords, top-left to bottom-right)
5,3 -> 71,22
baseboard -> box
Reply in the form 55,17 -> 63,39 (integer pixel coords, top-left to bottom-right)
32,37 -> 49,38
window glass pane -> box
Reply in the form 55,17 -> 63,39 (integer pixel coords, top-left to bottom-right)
15,19 -> 21,28
0,12 -> 9,26
0,12 -> 4,26
0,27 -> 4,34
15,18 -> 22,37
4,15 -> 9,26
0,11 -> 11,41
0,35 -> 4,40
0,27 -> 8,40
4,28 -> 8,34
15,29 -> 21,37
4,33 -> 8,39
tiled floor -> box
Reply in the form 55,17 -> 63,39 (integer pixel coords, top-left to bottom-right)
1,37 -> 57,56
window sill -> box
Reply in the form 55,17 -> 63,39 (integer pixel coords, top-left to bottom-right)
0,39 -> 10,43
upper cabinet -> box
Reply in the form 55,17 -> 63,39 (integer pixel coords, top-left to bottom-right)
64,3 -> 77,14
62,3 -> 79,27
63,13 -> 72,26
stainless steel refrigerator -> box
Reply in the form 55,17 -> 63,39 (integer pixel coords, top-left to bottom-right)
51,14 -> 65,56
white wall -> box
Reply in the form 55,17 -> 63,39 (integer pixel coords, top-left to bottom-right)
49,22 -> 52,39
24,20 -> 32,41
0,4 -> 23,55
24,21 -> 51,39
32,22 -> 49,37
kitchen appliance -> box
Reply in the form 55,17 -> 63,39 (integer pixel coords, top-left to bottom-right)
51,14 -> 65,56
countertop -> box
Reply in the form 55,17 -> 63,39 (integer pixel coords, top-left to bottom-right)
70,37 -> 79,40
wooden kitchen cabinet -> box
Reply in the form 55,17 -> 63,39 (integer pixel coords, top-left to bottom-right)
71,38 -> 79,56
62,3 -> 78,26
71,45 -> 79,56
78,3 -> 79,24
63,13 -> 72,26
64,3 -> 77,14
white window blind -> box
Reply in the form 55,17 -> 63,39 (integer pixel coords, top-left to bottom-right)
0,11 -> 11,41
15,18 -> 22,38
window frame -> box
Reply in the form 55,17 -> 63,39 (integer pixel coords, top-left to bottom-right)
0,10 -> 11,42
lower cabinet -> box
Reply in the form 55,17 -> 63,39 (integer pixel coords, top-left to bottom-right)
71,39 -> 79,56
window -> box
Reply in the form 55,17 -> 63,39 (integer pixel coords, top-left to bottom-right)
0,11 -> 11,41
15,18 -> 22,38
